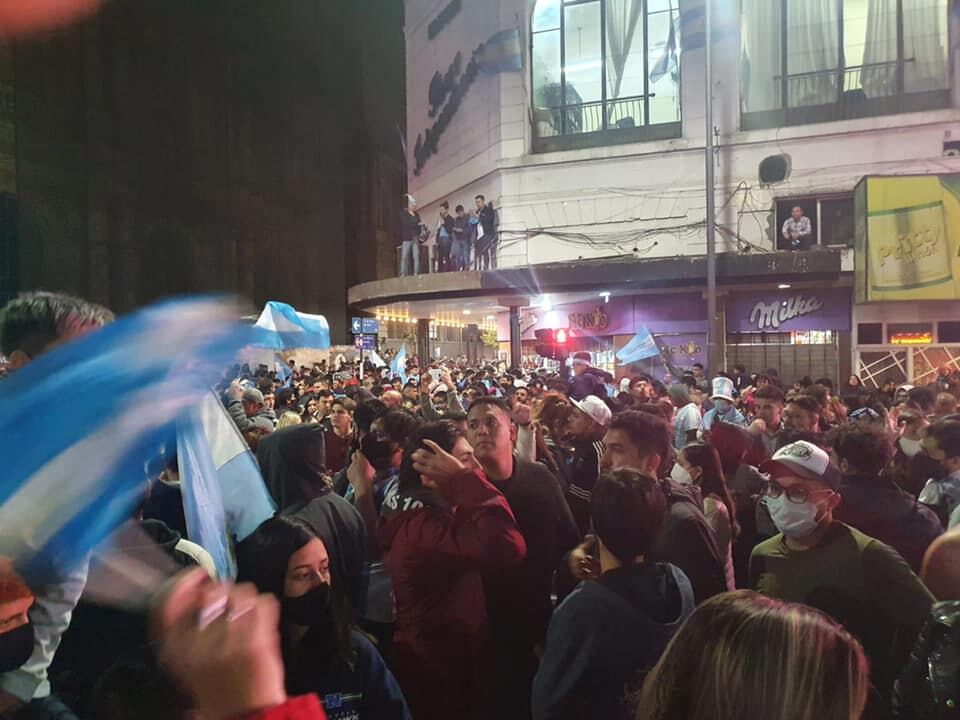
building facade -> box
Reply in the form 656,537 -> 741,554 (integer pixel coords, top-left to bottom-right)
348,0 -> 960,385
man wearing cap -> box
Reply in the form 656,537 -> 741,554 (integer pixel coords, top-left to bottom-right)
566,395 -> 612,536
227,386 -> 278,433
750,440 -> 934,700
701,376 -> 746,433
568,352 -> 612,401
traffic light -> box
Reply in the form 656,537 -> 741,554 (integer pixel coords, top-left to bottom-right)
534,328 -> 570,360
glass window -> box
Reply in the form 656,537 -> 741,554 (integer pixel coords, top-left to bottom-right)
857,323 -> 883,345
531,0 -> 681,148
785,0 -> 840,108
741,0 -> 782,112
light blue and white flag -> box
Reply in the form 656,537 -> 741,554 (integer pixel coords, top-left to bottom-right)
250,301 -> 330,351
178,391 -> 276,579
0,297 -> 246,576
616,326 -> 661,365
390,346 -> 408,383
275,354 -> 293,388
367,349 -> 387,368
477,28 -> 524,74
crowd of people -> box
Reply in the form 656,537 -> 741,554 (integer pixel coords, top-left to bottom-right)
5,292 -> 960,720
400,194 -> 498,276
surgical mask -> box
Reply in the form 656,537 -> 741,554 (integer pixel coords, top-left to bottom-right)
360,433 -> 395,472
0,623 -> 34,672
281,584 -> 331,628
766,494 -> 821,539
670,463 -> 695,485
899,436 -> 923,458
713,399 -> 732,413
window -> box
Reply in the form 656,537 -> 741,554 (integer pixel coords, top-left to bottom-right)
857,322 -> 883,345
775,194 -> 854,250
939,322 -> 960,343
531,0 -> 681,152
741,0 -> 950,130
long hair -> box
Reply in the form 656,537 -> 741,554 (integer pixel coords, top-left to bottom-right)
638,591 -> 869,720
680,443 -> 740,539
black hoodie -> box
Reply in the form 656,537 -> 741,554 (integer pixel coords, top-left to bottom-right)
532,563 -> 694,720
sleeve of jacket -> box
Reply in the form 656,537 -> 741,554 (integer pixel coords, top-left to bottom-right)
531,593 -> 595,720
446,390 -> 465,415
414,470 -> 527,572
515,425 -> 536,463
418,392 -> 441,421
236,695 -> 327,720
227,399 -> 256,432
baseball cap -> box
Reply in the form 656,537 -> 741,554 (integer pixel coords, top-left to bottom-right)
570,395 -> 612,427
242,388 -> 265,404
760,440 -> 841,490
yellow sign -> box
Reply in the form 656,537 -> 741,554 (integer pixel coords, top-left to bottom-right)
855,175 -> 960,301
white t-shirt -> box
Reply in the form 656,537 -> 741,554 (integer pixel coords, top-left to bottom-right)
674,402 -> 702,449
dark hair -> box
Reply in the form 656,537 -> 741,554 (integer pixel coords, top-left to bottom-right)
680,443 -> 740,539
440,200 -> 449,209
467,395 -> 513,420
277,387 -> 296,407
455,204 -> 464,212
354,398 -> 387,434
475,194 -> 485,202
815,378 -> 834,391
398,421 -> 464,492
637,402 -> 672,421
908,386 -> 937,414
926,419 -> 960,460
832,426 -> 893,477
754,385 -> 785,404
805,384 -> 829,409
90,649 -> 192,720
377,409 -> 422,444
693,363 -> 704,370
733,364 -> 746,374
787,395 -> 821,415
0,291 -> 114,357
591,469 -> 666,562
608,411 -> 671,465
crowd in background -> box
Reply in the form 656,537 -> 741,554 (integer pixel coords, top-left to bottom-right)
4,292 -> 960,720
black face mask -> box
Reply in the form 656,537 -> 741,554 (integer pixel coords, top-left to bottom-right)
282,584 -> 331,628
0,623 -> 34,672
360,434 -> 395,472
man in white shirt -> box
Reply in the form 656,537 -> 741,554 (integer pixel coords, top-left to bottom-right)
782,206 -> 812,251
669,384 -> 702,450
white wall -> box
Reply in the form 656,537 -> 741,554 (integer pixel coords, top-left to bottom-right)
406,0 -> 960,268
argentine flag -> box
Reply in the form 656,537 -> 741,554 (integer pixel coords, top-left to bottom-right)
616,326 -> 661,365
0,297 -> 246,575
390,346 -> 407,383
178,392 -> 276,579
250,301 -> 330,350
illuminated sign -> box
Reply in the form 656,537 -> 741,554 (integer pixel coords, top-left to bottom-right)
891,332 -> 933,345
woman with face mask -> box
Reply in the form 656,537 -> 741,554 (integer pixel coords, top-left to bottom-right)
672,443 -> 739,591
237,517 -> 411,720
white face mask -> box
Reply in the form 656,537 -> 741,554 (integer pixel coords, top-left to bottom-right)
899,436 -> 923,458
766,494 -> 822,539
670,463 -> 695,485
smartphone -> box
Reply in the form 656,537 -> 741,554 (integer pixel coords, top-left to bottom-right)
429,368 -> 442,382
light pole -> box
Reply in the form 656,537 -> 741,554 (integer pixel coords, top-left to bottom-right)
704,0 -> 719,374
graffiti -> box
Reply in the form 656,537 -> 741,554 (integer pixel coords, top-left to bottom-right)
428,53 -> 462,118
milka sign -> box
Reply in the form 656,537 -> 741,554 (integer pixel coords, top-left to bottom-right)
749,295 -> 825,331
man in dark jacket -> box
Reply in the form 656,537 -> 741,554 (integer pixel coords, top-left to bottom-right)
589,411 -> 727,604
380,421 -> 526,720
474,195 -> 497,271
532,468 -> 694,720
833,426 -> 942,573
568,352 -> 613,401
466,397 -> 580,720
565,395 -> 611,536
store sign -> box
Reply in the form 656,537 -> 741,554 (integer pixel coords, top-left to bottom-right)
728,288 -> 851,333
568,306 -> 610,332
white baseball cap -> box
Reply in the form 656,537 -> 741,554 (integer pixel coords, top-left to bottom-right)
760,440 -> 841,490
570,395 -> 613,427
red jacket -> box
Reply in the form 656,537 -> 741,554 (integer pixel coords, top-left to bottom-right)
242,695 -> 326,720
379,469 -> 527,720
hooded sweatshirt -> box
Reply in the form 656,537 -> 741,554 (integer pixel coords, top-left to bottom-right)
532,563 -> 694,720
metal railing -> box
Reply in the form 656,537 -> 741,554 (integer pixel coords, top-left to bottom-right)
534,94 -> 648,138
774,58 -> 913,107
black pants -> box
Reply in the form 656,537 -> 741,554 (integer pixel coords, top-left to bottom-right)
437,238 -> 453,272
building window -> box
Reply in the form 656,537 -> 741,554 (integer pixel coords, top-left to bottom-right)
531,0 -> 681,152
775,194 -> 854,250
857,322 -> 884,345
741,0 -> 950,130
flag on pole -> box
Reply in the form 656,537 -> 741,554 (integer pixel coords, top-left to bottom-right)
616,326 -> 662,365
367,349 -> 387,368
178,391 -> 276,579
390,346 -> 408,383
0,297 -> 245,576
250,301 -> 330,351
650,15 -> 678,83
275,354 -> 293,388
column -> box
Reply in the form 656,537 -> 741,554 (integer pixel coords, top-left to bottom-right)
417,318 -> 431,367
509,305 -> 521,369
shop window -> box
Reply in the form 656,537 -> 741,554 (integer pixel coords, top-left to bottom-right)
741,0 -> 950,130
887,322 -> 933,345
791,330 -> 835,345
857,323 -> 883,345
938,321 -> 960,343
531,0 -> 682,152
775,195 -> 854,250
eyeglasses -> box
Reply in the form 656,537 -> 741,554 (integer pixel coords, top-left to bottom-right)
762,480 -> 832,505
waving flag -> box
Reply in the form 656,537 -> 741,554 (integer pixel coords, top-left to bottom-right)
178,391 -> 276,579
367,349 -> 387,368
275,354 -> 293,388
250,301 -> 330,350
616,326 -> 661,365
390,346 -> 407,383
0,297 -> 246,575
477,28 -> 524,74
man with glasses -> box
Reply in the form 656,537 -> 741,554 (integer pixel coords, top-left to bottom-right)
750,440 -> 934,703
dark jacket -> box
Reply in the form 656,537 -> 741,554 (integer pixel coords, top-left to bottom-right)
227,399 -> 276,432
649,479 -> 727,604
835,474 -> 943,573
568,370 -> 611,401
532,563 -> 694,720
379,470 -> 527,720
402,210 -> 422,243
257,424 -> 328,511
476,204 -> 497,252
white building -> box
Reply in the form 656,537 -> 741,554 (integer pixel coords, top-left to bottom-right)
348,0 -> 960,386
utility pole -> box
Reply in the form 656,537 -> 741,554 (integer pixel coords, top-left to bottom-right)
704,0 -> 719,374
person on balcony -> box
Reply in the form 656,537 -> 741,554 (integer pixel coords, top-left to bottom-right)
782,206 -> 812,251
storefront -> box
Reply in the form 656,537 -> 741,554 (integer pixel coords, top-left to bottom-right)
725,287 -> 853,385
500,293 -> 707,379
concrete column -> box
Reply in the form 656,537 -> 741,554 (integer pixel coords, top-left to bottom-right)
417,318 -> 431,366
509,305 -> 521,369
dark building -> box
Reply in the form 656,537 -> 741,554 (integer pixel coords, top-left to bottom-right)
0,0 -> 405,343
